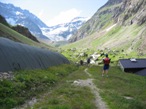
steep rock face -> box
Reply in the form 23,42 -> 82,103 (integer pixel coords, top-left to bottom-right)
12,25 -> 39,43
69,0 -> 123,42
69,0 -> 146,42
118,0 -> 146,25
101,0 -> 122,7
0,15 -> 39,43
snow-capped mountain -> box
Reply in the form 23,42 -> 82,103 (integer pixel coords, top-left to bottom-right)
0,2 -> 88,42
41,17 -> 89,41
0,2 -> 49,39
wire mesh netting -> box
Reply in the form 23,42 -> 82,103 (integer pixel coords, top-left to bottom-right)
0,37 -> 69,72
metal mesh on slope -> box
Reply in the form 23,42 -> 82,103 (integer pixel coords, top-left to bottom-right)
0,37 -> 69,72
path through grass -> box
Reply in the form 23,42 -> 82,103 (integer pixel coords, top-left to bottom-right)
24,66 -> 97,109
2,64 -> 146,109
88,66 -> 146,109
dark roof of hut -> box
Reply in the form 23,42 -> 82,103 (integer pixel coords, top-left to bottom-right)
119,59 -> 146,69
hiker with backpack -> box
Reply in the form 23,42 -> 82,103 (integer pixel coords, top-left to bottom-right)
102,54 -> 111,77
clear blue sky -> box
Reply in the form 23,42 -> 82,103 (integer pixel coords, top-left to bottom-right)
0,0 -> 108,26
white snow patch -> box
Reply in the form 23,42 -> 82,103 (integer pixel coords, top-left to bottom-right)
67,34 -> 72,40
16,11 -> 23,16
41,27 -> 69,41
106,24 -> 117,32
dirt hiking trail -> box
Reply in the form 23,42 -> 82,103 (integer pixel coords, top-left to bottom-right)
73,68 -> 108,109
15,68 -> 108,109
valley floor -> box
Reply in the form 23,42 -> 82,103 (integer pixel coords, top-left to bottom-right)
17,67 -> 108,109
13,65 -> 146,109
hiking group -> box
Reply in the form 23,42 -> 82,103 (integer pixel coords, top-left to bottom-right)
79,54 -> 111,77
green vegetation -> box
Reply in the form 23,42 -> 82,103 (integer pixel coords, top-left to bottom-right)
88,66 -> 146,109
1,63 -> 146,109
31,66 -> 96,109
0,23 -> 36,44
0,23 -> 55,50
61,24 -> 146,63
53,41 -> 69,47
61,43 -> 145,66
0,1 -> 146,108
0,64 -> 78,109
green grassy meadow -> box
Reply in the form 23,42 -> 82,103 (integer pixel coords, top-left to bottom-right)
19,65 -> 146,109
1,63 -> 146,109
31,66 -> 97,109
0,64 -> 78,109
89,66 -> 146,109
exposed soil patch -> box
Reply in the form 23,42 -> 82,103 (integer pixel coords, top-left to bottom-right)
73,68 -> 108,109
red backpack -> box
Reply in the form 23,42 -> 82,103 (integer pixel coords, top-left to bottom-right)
103,58 -> 110,64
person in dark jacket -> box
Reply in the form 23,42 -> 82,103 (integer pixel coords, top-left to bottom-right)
80,60 -> 84,65
87,56 -> 92,66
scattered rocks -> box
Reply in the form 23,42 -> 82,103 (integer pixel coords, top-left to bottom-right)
0,71 -> 14,80
124,96 -> 134,100
14,97 -> 37,109
73,80 -> 81,85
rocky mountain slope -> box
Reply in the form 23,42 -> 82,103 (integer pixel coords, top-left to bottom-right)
63,0 -> 146,56
0,2 -> 87,42
0,15 -> 39,43
0,15 -> 56,50
69,0 -> 122,42
0,2 -> 49,39
12,25 -> 39,43
69,0 -> 146,42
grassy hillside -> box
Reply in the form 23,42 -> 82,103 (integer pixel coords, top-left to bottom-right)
0,23 -> 56,50
69,0 -> 122,42
1,64 -> 146,109
61,23 -> 146,63
89,66 -> 146,109
31,66 -> 146,109
62,24 -> 143,50
64,0 -> 146,63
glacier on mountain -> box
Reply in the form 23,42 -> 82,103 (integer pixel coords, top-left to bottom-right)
41,17 -> 88,41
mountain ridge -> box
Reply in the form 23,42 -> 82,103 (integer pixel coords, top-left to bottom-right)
69,0 -> 146,42
0,2 -> 87,42
41,17 -> 88,41
0,16 -> 56,50
62,0 -> 146,56
0,15 -> 39,43
0,2 -> 49,39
